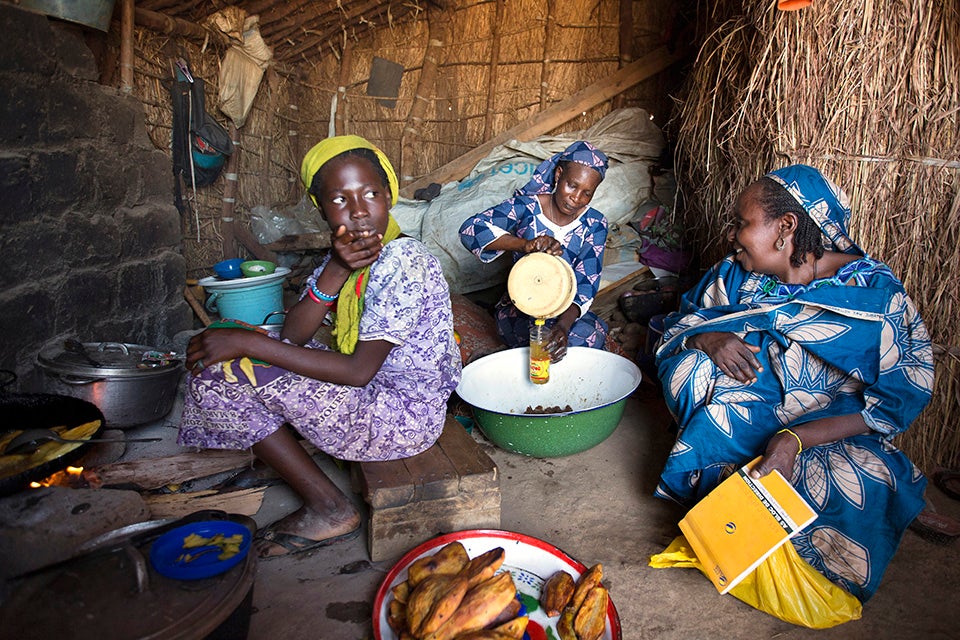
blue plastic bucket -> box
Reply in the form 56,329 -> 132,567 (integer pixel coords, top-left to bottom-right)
205,280 -> 283,325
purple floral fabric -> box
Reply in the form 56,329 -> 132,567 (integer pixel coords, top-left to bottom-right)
178,238 -> 462,461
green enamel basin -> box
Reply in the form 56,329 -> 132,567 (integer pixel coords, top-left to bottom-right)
456,347 -> 642,458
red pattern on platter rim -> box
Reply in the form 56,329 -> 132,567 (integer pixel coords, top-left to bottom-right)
372,528 -> 622,640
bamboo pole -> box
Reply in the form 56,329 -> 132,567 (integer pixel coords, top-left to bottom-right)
401,11 -> 446,186
334,36 -> 354,136
483,0 -> 505,140
220,123 -> 241,260
133,7 -> 228,46
119,0 -> 134,94
539,0 -> 555,110
613,0 -> 633,110
401,45 -> 688,197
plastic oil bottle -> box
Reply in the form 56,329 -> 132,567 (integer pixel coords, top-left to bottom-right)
529,318 -> 550,384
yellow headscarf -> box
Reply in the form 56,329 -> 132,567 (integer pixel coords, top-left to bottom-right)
300,135 -> 402,354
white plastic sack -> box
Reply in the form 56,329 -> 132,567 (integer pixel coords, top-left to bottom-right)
213,13 -> 273,128
392,107 -> 666,294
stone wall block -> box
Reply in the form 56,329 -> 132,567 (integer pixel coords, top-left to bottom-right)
62,211 -> 120,266
31,150 -> 89,213
51,24 -> 99,81
138,149 -> 175,200
0,77 -> 45,146
0,153 -> 33,223
45,83 -> 98,144
115,259 -> 165,312
95,88 -> 140,146
0,221 -> 64,286
54,269 -> 112,337
0,285 -> 55,381
0,5 -> 57,76
118,201 -> 181,258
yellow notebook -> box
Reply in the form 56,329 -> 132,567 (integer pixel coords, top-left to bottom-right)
679,457 -> 817,594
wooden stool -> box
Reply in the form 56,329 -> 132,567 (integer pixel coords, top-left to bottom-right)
352,415 -> 501,562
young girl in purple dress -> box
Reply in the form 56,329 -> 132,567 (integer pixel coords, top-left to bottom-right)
179,135 -> 461,558
458,141 -> 609,362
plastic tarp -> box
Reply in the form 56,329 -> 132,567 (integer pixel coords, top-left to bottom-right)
392,108 -> 666,294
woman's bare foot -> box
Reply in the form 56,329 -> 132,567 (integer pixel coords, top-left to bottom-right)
255,503 -> 361,558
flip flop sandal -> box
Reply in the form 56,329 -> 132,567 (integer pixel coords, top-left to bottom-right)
933,469 -> 960,502
909,509 -> 960,545
255,525 -> 361,559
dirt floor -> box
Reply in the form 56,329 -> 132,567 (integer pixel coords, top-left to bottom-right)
2,378 -> 959,639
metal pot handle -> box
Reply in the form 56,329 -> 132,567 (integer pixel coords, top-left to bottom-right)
96,342 -> 130,355
262,310 -> 286,324
56,374 -> 106,385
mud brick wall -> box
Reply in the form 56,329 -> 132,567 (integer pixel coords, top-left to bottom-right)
0,4 -> 191,391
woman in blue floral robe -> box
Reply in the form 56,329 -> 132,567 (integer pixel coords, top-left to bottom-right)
459,141 -> 609,355
655,164 -> 935,601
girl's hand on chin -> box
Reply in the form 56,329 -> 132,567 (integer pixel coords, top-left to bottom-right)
332,225 -> 383,270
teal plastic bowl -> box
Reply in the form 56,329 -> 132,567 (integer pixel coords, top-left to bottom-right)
456,347 -> 642,457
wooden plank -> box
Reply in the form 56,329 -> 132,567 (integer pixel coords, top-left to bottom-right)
592,265 -> 653,322
144,486 -> 267,519
402,440 -> 459,503
400,46 -> 688,198
368,490 -> 501,561
83,449 -> 258,491
435,416 -> 498,494
358,458 -> 414,509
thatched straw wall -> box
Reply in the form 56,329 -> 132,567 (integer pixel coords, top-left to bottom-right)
121,0 -> 681,280
672,0 -> 960,472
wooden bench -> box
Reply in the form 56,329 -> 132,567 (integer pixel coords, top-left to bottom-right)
351,415 -> 501,562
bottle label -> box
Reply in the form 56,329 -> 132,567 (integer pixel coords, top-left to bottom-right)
530,358 -> 549,383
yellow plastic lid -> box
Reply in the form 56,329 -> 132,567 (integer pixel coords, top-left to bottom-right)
507,253 -> 576,319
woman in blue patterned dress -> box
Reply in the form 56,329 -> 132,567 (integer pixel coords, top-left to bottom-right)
179,136 -> 461,557
459,141 -> 609,360
655,164 -> 935,601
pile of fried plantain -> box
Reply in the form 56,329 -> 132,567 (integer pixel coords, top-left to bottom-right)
539,563 -> 609,640
387,541 -> 528,640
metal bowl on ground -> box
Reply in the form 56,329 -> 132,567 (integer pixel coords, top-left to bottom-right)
456,347 -> 642,458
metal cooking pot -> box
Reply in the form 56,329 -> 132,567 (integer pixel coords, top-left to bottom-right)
36,341 -> 183,429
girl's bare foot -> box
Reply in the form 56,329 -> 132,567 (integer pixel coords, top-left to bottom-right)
255,503 -> 361,558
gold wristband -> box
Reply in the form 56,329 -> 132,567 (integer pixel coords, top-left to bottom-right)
776,428 -> 803,455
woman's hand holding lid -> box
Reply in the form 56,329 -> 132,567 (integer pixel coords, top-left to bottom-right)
523,235 -> 563,256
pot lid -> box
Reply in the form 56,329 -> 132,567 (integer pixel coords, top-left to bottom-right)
0,513 -> 257,639
36,341 -> 182,378
507,253 -> 576,319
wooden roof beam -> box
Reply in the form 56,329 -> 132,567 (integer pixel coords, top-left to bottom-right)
399,45 -> 688,198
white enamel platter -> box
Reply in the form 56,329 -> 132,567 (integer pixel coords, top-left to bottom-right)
372,529 -> 621,640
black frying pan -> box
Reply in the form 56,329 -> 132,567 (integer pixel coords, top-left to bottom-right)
0,390 -> 106,496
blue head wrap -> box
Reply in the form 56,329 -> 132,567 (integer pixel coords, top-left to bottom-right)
515,141 -> 609,196
766,164 -> 863,255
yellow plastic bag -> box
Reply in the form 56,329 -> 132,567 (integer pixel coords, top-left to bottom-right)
650,535 -> 862,629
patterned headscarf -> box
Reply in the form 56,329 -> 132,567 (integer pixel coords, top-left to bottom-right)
299,135 -> 402,354
300,134 -> 400,208
766,164 -> 863,255
515,140 -> 609,197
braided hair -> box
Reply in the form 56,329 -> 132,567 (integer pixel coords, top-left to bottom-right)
755,176 -> 824,268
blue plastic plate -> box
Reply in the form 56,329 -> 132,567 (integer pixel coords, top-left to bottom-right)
149,520 -> 252,580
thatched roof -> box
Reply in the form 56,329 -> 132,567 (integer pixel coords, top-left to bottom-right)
135,0 -> 429,65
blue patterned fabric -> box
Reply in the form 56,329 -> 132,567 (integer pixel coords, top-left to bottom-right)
515,140 -> 608,196
654,168 -> 935,602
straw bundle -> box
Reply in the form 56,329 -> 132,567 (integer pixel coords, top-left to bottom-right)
673,0 -> 960,472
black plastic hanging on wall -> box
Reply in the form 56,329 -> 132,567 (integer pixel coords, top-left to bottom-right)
169,58 -> 233,214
